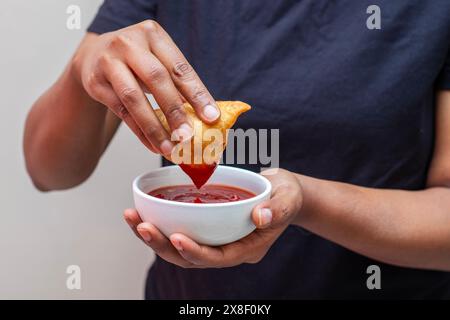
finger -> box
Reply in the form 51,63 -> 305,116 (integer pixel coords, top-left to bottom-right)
136,223 -> 194,268
123,209 -> 145,240
142,21 -> 220,123
170,231 -> 275,267
126,50 -> 193,142
169,233 -> 227,267
169,232 -> 269,267
123,208 -> 142,227
86,78 -> 159,153
171,227 -> 279,267
252,186 -> 301,229
251,201 -> 273,229
103,59 -> 174,156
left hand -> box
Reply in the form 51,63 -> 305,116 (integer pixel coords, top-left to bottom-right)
124,168 -> 303,268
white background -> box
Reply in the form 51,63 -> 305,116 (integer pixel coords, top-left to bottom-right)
0,0 -> 159,299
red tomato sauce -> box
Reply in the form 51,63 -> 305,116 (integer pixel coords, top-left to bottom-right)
149,184 -> 256,203
179,163 -> 218,189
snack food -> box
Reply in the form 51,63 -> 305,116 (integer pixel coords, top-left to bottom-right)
155,101 -> 251,188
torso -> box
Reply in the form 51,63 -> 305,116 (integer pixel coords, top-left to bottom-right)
91,0 -> 450,298
159,0 -> 450,299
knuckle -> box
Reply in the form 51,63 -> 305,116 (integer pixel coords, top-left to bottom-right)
165,104 -> 185,122
109,100 -> 123,111
109,33 -> 133,51
118,34 -> 133,47
107,36 -> 120,50
140,20 -> 160,34
277,205 -> 291,221
97,54 -> 112,69
173,62 -> 194,80
190,87 -> 208,103
84,73 -> 105,99
119,87 -> 140,105
281,205 -> 290,216
116,105 -> 129,119
85,71 -> 101,91
145,65 -> 168,83
145,125 -> 163,141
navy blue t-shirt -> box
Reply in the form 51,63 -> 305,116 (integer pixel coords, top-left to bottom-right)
88,0 -> 450,299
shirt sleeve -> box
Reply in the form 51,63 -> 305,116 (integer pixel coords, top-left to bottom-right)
437,51 -> 450,90
87,0 -> 158,34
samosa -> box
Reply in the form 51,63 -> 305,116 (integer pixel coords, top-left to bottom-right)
155,101 -> 251,188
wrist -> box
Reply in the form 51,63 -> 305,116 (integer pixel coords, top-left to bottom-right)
292,174 -> 317,227
67,55 -> 105,112
69,53 -> 88,96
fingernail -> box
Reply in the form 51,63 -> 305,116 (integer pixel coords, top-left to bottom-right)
172,238 -> 183,251
160,139 -> 174,156
258,208 -> 272,227
138,229 -> 152,242
172,123 -> 193,142
203,104 -> 220,121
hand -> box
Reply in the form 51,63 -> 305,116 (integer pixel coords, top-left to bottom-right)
124,169 -> 303,268
73,20 -> 221,155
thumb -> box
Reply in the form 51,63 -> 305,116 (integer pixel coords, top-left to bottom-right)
252,189 -> 299,229
252,203 -> 273,229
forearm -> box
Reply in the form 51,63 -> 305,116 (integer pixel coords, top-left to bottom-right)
24,61 -> 116,191
295,174 -> 450,271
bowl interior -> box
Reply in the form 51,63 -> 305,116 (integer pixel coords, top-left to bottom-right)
136,165 -> 268,197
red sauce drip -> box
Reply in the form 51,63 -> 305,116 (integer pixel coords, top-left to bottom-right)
149,184 -> 256,204
179,163 -> 218,189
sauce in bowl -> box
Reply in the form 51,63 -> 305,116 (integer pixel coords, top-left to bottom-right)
149,184 -> 256,204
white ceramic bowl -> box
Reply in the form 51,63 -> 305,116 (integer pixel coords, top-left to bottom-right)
133,165 -> 271,246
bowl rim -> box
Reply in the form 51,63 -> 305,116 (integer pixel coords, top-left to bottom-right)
133,165 -> 272,208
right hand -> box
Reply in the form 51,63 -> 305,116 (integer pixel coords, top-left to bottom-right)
72,20 -> 221,155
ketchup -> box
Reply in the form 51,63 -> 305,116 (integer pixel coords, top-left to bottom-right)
179,163 -> 218,189
149,184 -> 255,203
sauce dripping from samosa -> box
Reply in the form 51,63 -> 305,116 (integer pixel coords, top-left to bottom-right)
179,163 -> 218,189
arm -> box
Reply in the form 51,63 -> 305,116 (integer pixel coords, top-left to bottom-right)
297,173 -> 450,270
295,90 -> 450,271
125,91 -> 450,271
24,34 -> 120,191
24,21 -> 221,191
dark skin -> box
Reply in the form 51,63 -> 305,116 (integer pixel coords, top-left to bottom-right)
24,21 -> 450,270
24,21 -> 220,190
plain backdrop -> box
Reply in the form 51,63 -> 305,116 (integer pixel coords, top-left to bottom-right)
0,1 -> 159,299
